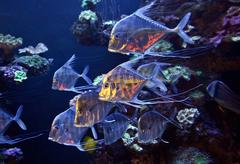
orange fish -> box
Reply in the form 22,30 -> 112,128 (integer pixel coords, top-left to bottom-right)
108,0 -> 194,55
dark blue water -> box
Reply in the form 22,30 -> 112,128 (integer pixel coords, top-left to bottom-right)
0,0 -> 138,163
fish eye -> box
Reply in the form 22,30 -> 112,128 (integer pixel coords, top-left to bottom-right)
115,34 -> 120,39
54,126 -> 59,130
104,83 -> 109,88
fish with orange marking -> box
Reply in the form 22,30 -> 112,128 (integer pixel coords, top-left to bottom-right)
52,54 -> 93,93
108,0 -> 194,55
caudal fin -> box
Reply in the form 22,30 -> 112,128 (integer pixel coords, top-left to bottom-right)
80,65 -> 92,85
175,12 -> 194,44
13,105 -> 27,130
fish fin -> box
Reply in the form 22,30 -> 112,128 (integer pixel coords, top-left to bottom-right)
91,126 -> 98,139
76,145 -> 85,151
64,54 -> 77,67
79,65 -> 92,85
7,133 -> 43,145
175,12 -> 194,44
12,105 -> 27,130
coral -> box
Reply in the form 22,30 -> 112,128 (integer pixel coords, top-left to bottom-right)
0,34 -> 23,62
171,147 -> 212,164
150,40 -> 174,53
81,0 -> 101,10
14,70 -> 28,82
0,34 -> 23,51
163,66 -> 192,83
176,108 -> 200,128
18,43 -> 48,55
0,64 -> 28,83
93,75 -> 104,86
79,10 -> 98,24
0,147 -> 23,161
13,55 -> 51,75
209,6 -> 240,47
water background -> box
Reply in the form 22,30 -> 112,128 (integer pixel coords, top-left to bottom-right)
0,0 -> 138,163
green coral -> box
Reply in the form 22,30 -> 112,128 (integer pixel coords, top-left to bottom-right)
150,40 -> 174,52
93,75 -> 104,86
171,147 -> 212,164
163,66 -> 191,83
14,70 -> 27,82
81,0 -> 101,8
14,55 -> 50,74
79,10 -> 98,24
0,33 -> 23,47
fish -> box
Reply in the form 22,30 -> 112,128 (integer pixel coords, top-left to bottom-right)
137,109 -> 177,143
52,54 -> 93,93
99,64 -> 188,108
102,112 -> 130,145
108,0 -> 194,55
74,90 -> 115,128
99,66 -> 146,102
0,105 -> 26,133
207,80 -> 240,114
48,107 -> 101,151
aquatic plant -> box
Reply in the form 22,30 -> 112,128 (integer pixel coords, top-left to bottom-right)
14,70 -> 28,82
14,55 -> 51,75
171,147 -> 212,164
176,108 -> 200,128
79,10 -> 98,24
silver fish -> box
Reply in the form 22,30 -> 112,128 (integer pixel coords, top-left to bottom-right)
207,80 -> 240,114
52,54 -> 92,93
108,0 -> 194,55
0,105 -> 26,133
49,107 -> 100,151
102,112 -> 130,145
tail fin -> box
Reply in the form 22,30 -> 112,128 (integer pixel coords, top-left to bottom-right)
80,65 -> 92,85
175,12 -> 194,44
13,105 -> 27,130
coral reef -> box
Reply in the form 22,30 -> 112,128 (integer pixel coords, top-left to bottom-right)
171,147 -> 212,164
18,43 -> 48,55
0,34 -> 23,62
71,0 -> 116,45
13,55 -> 52,75
0,147 -> 23,163
176,108 -> 200,128
0,65 -> 28,83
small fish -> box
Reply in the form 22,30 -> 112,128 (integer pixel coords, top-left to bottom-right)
48,107 -> 100,151
74,90 -> 114,128
82,136 -> 98,153
108,1 -> 194,55
138,109 -> 176,143
207,80 -> 240,114
52,54 -> 92,93
102,112 -> 130,145
0,105 -> 26,133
